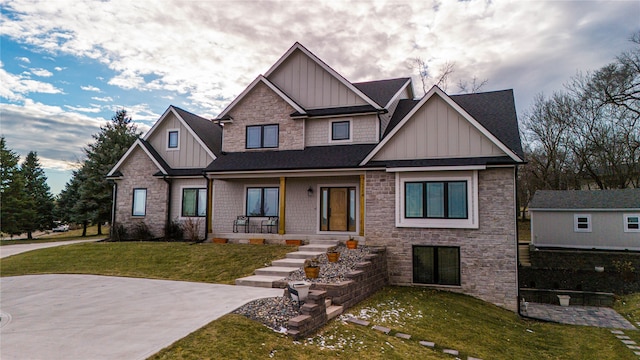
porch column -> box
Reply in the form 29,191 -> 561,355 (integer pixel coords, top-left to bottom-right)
279,177 -> 286,234
360,174 -> 365,236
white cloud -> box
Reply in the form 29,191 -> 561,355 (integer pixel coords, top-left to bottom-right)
0,63 -> 63,101
64,104 -> 102,113
16,56 -> 30,63
80,85 -> 101,92
30,68 -> 53,77
54,66 -> 65,71
91,96 -> 113,102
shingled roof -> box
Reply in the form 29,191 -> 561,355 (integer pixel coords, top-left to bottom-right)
353,78 -> 411,107
206,144 -> 376,172
530,189 -> 640,210
171,106 -> 223,157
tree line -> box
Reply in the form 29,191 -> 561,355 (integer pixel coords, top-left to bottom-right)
518,32 -> 640,218
0,110 -> 139,238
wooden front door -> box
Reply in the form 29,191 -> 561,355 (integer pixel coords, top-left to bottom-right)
329,188 -> 348,231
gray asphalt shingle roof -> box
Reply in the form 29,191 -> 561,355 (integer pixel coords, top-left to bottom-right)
530,189 -> 640,210
171,106 -> 223,157
353,78 -> 411,107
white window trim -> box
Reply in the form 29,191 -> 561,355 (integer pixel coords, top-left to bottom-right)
179,186 -> 207,219
167,129 -> 180,150
624,213 -> 640,233
396,171 -> 478,229
329,119 -> 352,143
574,214 -> 592,232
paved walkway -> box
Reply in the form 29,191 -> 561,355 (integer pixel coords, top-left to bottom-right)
523,302 -> 637,330
0,274 -> 283,360
0,239 -> 101,259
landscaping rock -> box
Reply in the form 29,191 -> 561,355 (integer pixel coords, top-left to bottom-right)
419,341 -> 435,348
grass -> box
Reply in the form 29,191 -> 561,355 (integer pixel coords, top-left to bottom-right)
0,242 -> 292,284
0,225 -> 108,246
152,287 -> 637,360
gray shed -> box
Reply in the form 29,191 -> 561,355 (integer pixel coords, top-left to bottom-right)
529,189 -> 640,251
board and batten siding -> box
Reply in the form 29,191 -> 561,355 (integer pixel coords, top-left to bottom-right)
147,113 -> 213,169
531,211 -> 640,251
267,49 -> 368,109
373,96 -> 505,161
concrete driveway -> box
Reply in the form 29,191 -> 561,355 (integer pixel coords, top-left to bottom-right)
0,274 -> 283,359
0,239 -> 100,259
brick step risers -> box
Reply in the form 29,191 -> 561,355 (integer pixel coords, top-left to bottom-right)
286,251 -> 326,259
254,266 -> 298,277
235,275 -> 284,288
271,258 -> 306,268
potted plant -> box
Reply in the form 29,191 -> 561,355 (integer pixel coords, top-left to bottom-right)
303,258 -> 320,279
327,249 -> 340,262
346,236 -> 358,249
212,238 -> 228,244
286,239 -> 303,246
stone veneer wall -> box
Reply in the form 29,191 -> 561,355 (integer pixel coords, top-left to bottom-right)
364,168 -> 518,311
222,82 -> 303,153
114,147 -> 168,238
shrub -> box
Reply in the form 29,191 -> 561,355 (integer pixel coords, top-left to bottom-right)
111,224 -> 128,241
131,221 -> 154,241
165,219 -> 184,241
182,217 -> 203,242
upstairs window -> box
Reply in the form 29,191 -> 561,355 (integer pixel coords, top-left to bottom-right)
246,124 -> 278,149
167,130 -> 179,149
331,120 -> 351,141
624,214 -> 640,232
182,188 -> 207,217
246,187 -> 279,217
574,214 -> 592,232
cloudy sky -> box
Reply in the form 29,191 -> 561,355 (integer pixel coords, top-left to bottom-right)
1,0 -> 638,194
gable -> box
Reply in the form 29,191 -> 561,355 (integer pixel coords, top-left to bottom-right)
107,139 -> 167,177
371,95 -> 506,161
147,111 -> 215,169
266,47 -> 370,109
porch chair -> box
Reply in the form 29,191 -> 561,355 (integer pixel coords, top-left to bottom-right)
233,216 -> 249,233
261,216 -> 278,233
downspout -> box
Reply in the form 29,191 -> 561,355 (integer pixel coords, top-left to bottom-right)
202,172 -> 210,240
109,180 -> 117,240
514,165 -> 523,317
162,175 -> 172,238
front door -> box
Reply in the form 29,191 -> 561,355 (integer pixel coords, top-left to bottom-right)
320,187 -> 356,232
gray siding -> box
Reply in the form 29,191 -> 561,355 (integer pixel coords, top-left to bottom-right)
267,49 -> 367,109
305,115 -> 378,146
147,112 -> 213,168
531,211 -> 640,250
373,95 -> 505,160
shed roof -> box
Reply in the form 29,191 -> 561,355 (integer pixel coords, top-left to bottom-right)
529,189 -> 640,210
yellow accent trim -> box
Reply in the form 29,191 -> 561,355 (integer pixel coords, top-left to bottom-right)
360,174 -> 365,236
279,177 -> 286,234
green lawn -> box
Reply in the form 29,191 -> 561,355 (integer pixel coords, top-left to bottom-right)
2,241 -> 637,359
0,242 -> 292,284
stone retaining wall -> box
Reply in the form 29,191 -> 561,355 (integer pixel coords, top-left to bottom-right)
282,247 -> 388,339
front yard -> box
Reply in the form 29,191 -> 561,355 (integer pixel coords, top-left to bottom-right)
1,241 -> 638,359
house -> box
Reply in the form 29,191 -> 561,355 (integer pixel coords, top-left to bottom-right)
109,42 -> 524,311
107,106 -> 222,238
529,189 -> 640,251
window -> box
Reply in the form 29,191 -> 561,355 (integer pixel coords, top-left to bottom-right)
246,187 -> 279,216
167,130 -> 179,149
246,124 -> 278,149
397,171 -> 478,229
331,121 -> 350,141
624,214 -> 640,232
413,246 -> 460,286
182,188 -> 206,217
405,181 -> 467,219
574,214 -> 592,232
132,188 -> 147,216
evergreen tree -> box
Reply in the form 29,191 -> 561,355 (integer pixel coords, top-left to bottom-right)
0,137 -> 27,237
78,109 -> 140,234
20,151 -> 55,239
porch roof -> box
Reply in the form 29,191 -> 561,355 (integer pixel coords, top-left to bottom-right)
205,144 -> 376,173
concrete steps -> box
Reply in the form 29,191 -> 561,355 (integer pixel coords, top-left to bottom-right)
255,266 -> 298,277
299,241 -> 339,253
325,298 -> 343,320
286,251 -> 326,259
519,242 -> 531,267
235,275 -> 285,288
271,258 -> 306,268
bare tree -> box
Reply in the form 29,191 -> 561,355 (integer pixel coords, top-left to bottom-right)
458,76 -> 489,93
409,58 -> 456,93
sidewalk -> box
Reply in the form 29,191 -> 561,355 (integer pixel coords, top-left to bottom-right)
0,239 -> 101,259
523,302 -> 636,330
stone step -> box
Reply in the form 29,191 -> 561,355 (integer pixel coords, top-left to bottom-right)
255,266 -> 298,277
308,239 -> 340,245
286,251 -> 325,259
326,305 -> 343,320
325,298 -> 332,307
271,258 -> 306,268
235,275 -> 283,288
299,243 -> 337,252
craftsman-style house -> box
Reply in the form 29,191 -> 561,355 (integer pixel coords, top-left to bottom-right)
109,42 -> 524,310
